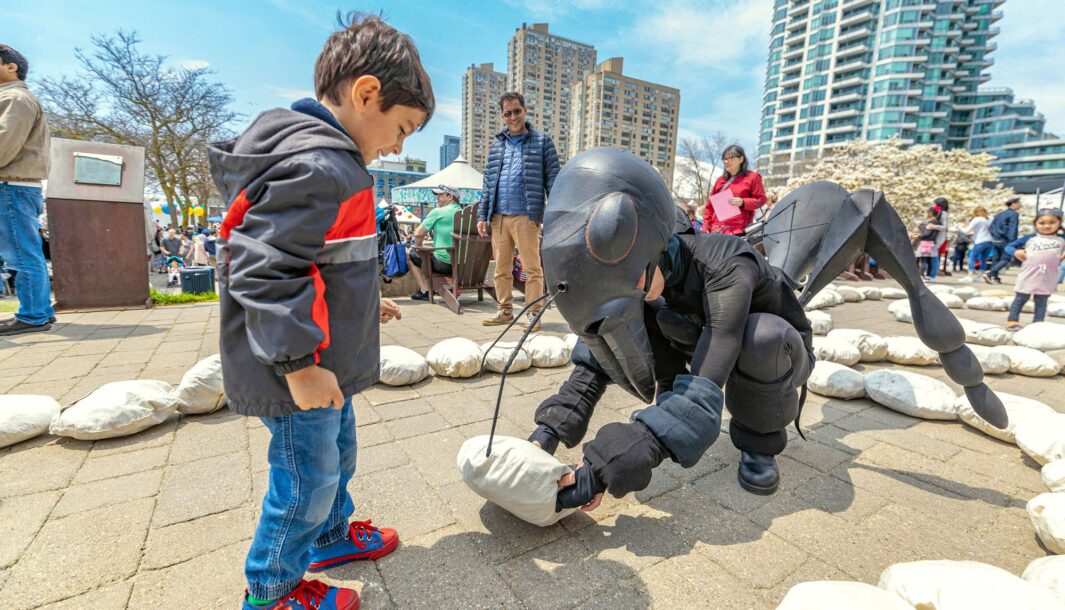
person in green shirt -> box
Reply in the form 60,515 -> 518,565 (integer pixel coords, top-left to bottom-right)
409,185 -> 463,300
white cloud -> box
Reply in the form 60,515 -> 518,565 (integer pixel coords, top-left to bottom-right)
434,96 -> 462,123
625,0 -> 771,71
989,0 -> 1065,134
266,85 -> 315,102
177,59 -> 210,70
503,0 -> 613,19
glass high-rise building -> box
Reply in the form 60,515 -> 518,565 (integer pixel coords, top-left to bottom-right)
439,135 -> 461,171
757,0 -> 1005,187
462,63 -> 507,173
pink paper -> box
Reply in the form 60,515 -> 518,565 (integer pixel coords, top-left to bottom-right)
709,188 -> 741,221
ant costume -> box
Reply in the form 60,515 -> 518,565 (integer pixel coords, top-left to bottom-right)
526,148 -> 1007,509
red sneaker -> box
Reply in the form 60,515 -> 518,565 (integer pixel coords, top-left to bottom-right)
307,520 -> 399,572
241,579 -> 358,610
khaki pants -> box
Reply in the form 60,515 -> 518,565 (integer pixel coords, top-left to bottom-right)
491,214 -> 544,316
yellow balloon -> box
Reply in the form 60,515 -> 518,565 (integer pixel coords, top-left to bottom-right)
153,205 -> 163,213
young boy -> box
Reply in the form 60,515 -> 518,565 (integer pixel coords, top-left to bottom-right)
208,14 -> 434,610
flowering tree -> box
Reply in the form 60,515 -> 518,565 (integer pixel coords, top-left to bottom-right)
786,137 -> 1014,226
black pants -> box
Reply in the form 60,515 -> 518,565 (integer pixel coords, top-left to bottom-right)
408,249 -> 452,275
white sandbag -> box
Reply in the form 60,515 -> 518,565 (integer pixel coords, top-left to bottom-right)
812,337 -> 861,366
523,335 -> 571,368
1014,322 -> 1065,352
928,284 -> 956,295
952,286 -> 979,299
934,292 -> 965,309
863,370 -> 957,420
996,345 -> 1062,377
479,341 -> 532,374
966,344 -> 1011,375
1022,555 -> 1065,600
0,395 -> 61,448
878,559 -> 1065,610
880,287 -> 907,299
981,289 -> 1011,298
1028,493 -> 1065,555
174,354 -> 226,414
957,318 -> 1011,347
777,581 -> 912,610
955,392 -> 1054,444
807,361 -> 865,400
564,333 -> 579,352
966,296 -> 1009,311
1043,460 -> 1065,493
884,336 -> 940,366
804,289 -> 844,311
1050,350 -> 1065,375
1051,303 -> 1065,319
426,338 -> 483,378
1053,294 -> 1065,304
379,346 -> 430,386
457,435 -> 575,527
49,380 -> 177,441
1016,412 -> 1065,465
836,285 -> 864,303
825,283 -> 840,292
889,299 -> 912,323
856,286 -> 883,301
807,310 -> 833,336
827,329 -> 888,362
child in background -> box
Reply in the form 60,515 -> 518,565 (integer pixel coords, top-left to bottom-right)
165,256 -> 184,287
1004,209 -> 1065,331
913,206 -> 940,280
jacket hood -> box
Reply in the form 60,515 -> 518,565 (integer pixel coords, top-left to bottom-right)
208,107 -> 360,204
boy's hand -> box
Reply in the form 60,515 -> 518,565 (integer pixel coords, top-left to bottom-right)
477,221 -> 489,238
285,365 -> 345,411
380,298 -> 401,324
1015,249 -> 1027,262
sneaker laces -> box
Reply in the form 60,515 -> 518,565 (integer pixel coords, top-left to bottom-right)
348,519 -> 380,550
286,580 -> 329,609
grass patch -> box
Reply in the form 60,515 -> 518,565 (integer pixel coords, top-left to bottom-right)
150,289 -> 219,306
0,299 -> 17,313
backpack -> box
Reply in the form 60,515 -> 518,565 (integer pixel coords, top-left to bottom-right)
379,207 -> 408,279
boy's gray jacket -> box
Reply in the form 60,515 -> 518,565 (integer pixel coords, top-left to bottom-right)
208,109 -> 380,417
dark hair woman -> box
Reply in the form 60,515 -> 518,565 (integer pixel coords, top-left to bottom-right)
702,144 -> 767,235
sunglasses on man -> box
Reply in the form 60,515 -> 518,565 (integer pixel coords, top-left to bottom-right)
502,108 -> 525,118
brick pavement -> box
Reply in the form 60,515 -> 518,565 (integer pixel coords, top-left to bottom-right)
0,277 -> 1061,609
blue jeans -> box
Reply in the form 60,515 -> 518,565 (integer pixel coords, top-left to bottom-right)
969,241 -> 995,272
0,184 -> 54,325
1008,293 -> 1048,323
1058,260 -> 1065,285
987,241 -> 1013,278
246,398 -> 357,600
928,254 -> 940,279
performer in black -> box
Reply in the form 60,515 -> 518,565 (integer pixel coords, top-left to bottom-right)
528,148 -> 814,508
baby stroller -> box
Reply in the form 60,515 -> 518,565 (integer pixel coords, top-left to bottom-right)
165,256 -> 185,287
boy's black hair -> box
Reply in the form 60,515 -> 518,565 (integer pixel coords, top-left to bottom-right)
498,91 -> 525,111
315,12 -> 434,126
0,45 -> 29,81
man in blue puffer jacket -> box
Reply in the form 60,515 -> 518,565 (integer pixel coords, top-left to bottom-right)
476,91 -> 560,331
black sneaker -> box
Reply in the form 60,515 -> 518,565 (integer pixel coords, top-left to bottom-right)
0,317 -> 52,337
410,290 -> 429,301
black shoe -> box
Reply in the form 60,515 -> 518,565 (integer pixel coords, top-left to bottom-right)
410,290 -> 429,301
0,317 -> 52,337
737,451 -> 780,495
49,316 -> 56,324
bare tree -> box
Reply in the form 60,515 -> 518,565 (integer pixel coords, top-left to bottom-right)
673,131 -> 733,213
38,31 -> 238,227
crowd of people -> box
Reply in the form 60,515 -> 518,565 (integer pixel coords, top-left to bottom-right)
149,224 -> 219,286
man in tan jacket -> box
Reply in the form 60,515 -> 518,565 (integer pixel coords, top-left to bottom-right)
0,45 -> 54,335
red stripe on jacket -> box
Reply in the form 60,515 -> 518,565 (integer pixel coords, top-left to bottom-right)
220,190 -> 252,239
325,188 -> 375,241
308,263 -> 330,362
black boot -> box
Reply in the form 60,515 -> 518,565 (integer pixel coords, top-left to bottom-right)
737,451 -> 779,495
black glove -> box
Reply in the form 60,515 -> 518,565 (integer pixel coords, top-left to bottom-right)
583,421 -> 669,498
528,424 -> 560,456
555,462 -> 606,511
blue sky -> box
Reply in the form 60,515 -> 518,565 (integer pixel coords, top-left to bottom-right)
9,0 -> 1065,173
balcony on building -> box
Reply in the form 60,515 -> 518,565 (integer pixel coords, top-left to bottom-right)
838,24 -> 874,44
839,8 -> 876,28
787,0 -> 810,18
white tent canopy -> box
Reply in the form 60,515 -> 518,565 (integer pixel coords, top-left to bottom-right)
391,156 -> 484,209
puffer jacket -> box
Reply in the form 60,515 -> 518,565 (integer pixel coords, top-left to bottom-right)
207,100 -> 379,416
476,122 -> 559,223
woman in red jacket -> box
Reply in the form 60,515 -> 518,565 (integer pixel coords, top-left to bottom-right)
703,144 -> 767,235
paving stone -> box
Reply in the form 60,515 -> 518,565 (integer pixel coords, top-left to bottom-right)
573,580 -> 648,610
128,540 -> 249,609
74,445 -> 170,484
9,378 -> 79,400
357,422 -> 393,448
96,349 -> 152,367
834,412 -> 963,461
576,504 -> 691,574
362,385 -> 421,406
782,435 -> 855,473
639,552 -> 771,609
384,412 -> 449,440
791,472 -> 889,524
438,480 -> 570,564
378,525 -> 519,609
87,416 -> 179,457
348,464 -> 454,540
430,392 -> 496,427
947,446 -> 1046,494
911,419 -> 1013,455
248,424 -> 271,472
760,556 -> 850,609
142,505 -> 256,570
62,339 -> 122,356
153,451 -> 250,528
52,469 -> 163,518
0,497 -> 153,608
168,411 -> 248,464
0,438 -> 90,498
374,397 -> 434,421
355,441 -> 410,477
500,533 -> 624,609
0,490 -> 60,568
111,335 -> 166,353
398,427 -> 467,488
38,580 -> 133,609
